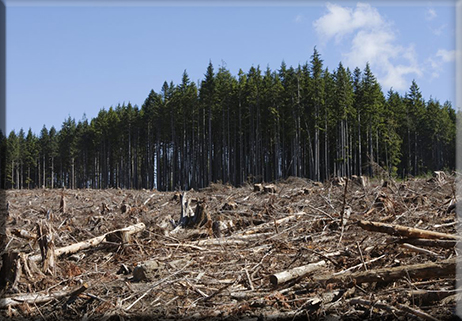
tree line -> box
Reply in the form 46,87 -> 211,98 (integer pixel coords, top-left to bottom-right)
0,49 -> 456,190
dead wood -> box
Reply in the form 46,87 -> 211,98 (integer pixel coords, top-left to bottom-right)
263,184 -> 277,193
358,219 -> 459,240
314,257 -> 456,286
60,194 -> 66,214
254,183 -> 263,192
349,296 -> 445,320
10,229 -> 37,241
395,302 -> 440,321
133,260 -> 164,282
270,260 -> 326,285
2,175 -> 457,320
392,237 -> 457,248
36,220 -> 55,275
400,243 -> 442,258
28,222 -> 145,262
0,252 -> 20,291
0,284 -> 88,308
240,211 -> 306,235
408,289 -> 459,304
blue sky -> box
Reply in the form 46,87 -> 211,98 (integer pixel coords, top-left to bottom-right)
4,1 -> 458,134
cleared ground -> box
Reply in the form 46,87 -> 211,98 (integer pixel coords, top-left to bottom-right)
0,173 -> 459,320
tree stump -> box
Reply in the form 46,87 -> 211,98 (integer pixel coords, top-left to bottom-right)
0,251 -> 20,292
133,260 -> 164,282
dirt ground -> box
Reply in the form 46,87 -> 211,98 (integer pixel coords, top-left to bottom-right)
0,173 -> 460,320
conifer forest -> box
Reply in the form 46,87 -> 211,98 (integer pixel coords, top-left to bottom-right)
0,50 -> 456,191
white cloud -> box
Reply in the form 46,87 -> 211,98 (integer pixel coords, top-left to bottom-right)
313,2 -> 384,43
429,49 -> 457,78
425,8 -> 437,21
436,49 -> 456,62
313,2 -> 422,91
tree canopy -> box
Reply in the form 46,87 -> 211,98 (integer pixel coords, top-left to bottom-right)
0,50 -> 456,190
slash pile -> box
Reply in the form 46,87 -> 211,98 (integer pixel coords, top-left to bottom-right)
0,172 -> 459,320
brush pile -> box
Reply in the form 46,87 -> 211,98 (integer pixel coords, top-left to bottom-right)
0,172 -> 459,320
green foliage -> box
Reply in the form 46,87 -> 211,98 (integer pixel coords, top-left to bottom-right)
2,54 -> 456,189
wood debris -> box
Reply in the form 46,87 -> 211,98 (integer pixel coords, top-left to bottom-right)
0,174 -> 459,320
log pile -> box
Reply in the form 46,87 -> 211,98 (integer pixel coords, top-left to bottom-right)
0,173 -> 459,320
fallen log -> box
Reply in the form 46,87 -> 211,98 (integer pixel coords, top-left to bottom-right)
241,212 -> 306,235
28,222 -> 145,262
195,232 -> 273,246
392,237 -> 457,249
314,258 -> 456,286
0,283 -> 88,308
408,289 -> 459,304
10,228 -> 37,241
358,220 -> 459,240
270,260 -> 326,286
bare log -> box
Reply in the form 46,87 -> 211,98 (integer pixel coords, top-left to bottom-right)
270,260 -> 326,285
263,184 -> 278,193
10,228 -> 37,240
358,220 -> 459,240
314,258 -> 456,286
28,222 -> 145,262
0,284 -> 88,308
196,232 -> 274,246
254,184 -> 263,192
392,237 -> 456,249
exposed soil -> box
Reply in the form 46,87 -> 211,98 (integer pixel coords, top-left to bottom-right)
0,172 -> 459,320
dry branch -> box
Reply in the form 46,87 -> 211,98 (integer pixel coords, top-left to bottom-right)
28,222 -> 145,262
358,220 -> 459,240
270,260 -> 326,285
2,175 -> 457,320
400,243 -> 442,258
314,258 -> 456,286
240,212 -> 306,235
395,303 -> 440,321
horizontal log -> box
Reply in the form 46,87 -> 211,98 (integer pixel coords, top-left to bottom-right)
0,284 -> 88,308
241,212 -> 306,235
408,289 -> 459,304
358,220 -> 459,240
393,237 -> 456,249
270,260 -> 326,285
314,258 -> 456,286
29,223 -> 145,262
10,228 -> 37,240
